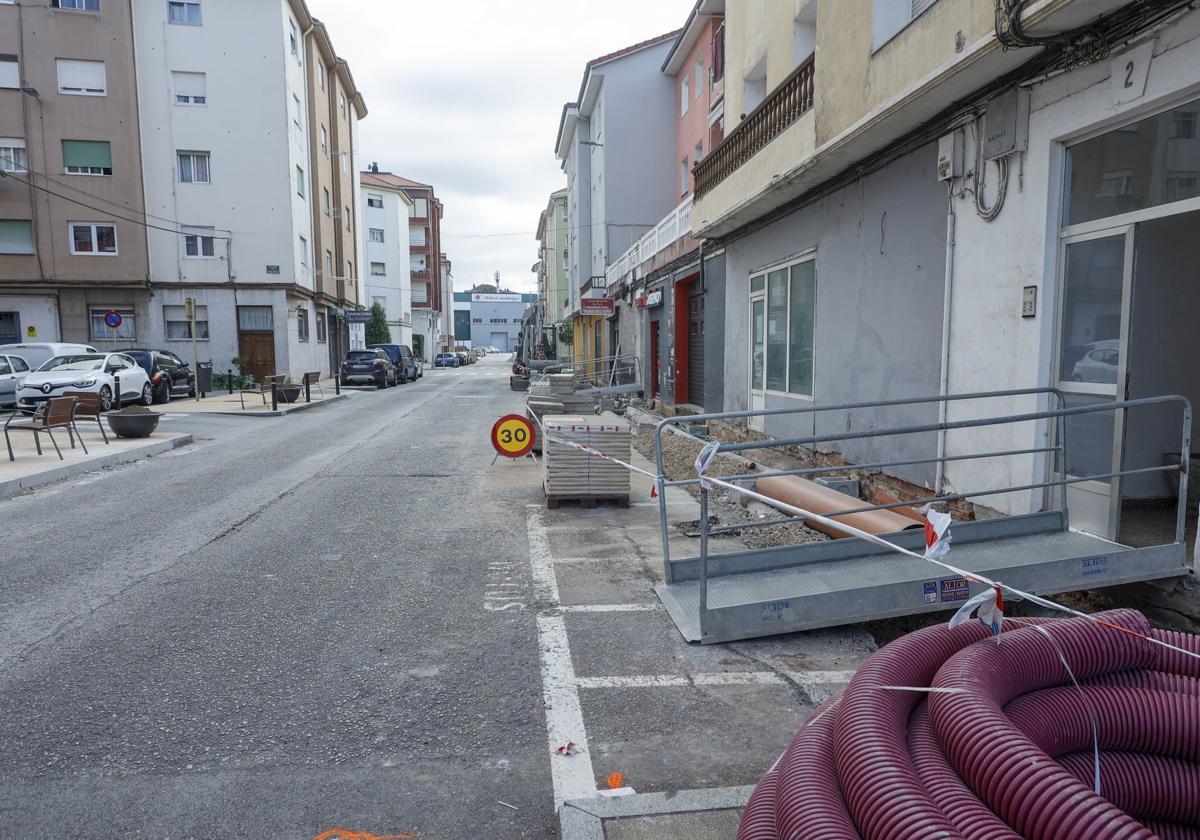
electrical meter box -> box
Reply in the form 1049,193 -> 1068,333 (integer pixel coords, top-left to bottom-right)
937,130 -> 964,181
983,88 -> 1030,161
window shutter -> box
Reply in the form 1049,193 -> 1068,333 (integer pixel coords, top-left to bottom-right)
0,220 -> 34,254
912,0 -> 937,17
57,58 -> 106,92
172,71 -> 205,98
62,139 -> 112,168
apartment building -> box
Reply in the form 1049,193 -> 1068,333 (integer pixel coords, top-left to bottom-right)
0,0 -> 150,347
360,168 -> 414,347
534,188 -> 570,357
605,2 -> 728,411
133,0 -> 366,383
691,0 -> 1200,543
383,176 -> 445,362
555,31 -> 679,377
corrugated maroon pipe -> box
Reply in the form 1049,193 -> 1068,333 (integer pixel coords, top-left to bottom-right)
737,610 -> 1200,840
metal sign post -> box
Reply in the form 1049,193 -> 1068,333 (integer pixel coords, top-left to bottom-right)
103,309 -> 122,355
185,297 -> 199,402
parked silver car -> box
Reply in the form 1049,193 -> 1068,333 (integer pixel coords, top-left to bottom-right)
0,353 -> 33,409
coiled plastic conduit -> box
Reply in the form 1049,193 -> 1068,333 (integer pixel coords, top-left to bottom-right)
737,609 -> 1200,840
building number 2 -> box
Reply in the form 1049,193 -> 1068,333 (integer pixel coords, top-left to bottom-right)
500,428 -> 528,444
1124,61 -> 1135,88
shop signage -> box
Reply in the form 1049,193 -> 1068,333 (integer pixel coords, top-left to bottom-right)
636,289 -> 663,309
345,310 -> 372,323
472,293 -> 523,302
580,297 -> 615,316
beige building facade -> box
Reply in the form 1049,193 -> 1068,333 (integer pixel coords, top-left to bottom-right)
0,0 -> 150,346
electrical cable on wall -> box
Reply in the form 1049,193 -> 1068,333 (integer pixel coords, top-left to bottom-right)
971,117 -> 1010,222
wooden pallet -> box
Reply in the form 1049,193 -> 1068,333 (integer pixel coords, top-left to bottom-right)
545,492 -> 630,510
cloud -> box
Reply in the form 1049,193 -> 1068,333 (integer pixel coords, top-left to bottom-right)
311,0 -> 689,292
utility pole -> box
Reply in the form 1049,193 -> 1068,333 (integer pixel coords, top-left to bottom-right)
185,297 -> 199,401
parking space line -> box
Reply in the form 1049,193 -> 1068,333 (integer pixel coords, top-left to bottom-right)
575,672 -> 784,689
558,603 -> 661,613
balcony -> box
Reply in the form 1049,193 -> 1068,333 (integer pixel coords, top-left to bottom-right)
605,194 -> 693,289
694,54 -> 814,200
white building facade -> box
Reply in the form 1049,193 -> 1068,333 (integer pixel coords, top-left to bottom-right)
133,0 -> 364,382
361,176 -> 413,346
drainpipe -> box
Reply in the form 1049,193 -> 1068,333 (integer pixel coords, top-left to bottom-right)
934,184 -> 955,497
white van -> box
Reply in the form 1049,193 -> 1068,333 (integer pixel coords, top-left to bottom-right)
0,342 -> 100,370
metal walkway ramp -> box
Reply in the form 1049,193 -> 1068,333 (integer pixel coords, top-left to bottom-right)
651,390 -> 1194,645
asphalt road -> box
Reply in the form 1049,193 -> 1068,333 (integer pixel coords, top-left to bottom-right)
0,355 -> 557,839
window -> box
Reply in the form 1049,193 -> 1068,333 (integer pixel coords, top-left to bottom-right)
694,58 -> 704,98
409,226 -> 425,246
372,296 -> 386,309
297,235 -> 308,268
172,71 -> 206,105
56,59 -> 106,96
680,75 -> 689,116
52,0 -> 102,9
471,317 -> 481,324
680,157 -> 689,195
347,260 -> 353,279
367,193 -> 383,209
1067,98 -> 1200,224
292,94 -> 301,129
89,307 -> 135,340
325,249 -> 333,276
316,310 -> 327,342
177,150 -> 210,183
0,56 -> 17,90
289,19 -> 299,56
873,0 -> 938,50
754,258 -> 816,397
164,304 -> 209,339
345,207 -> 351,231
168,1 -> 201,25
339,93 -> 347,118
694,140 -> 704,165
317,62 -> 325,91
323,187 -> 331,216
297,307 -> 309,341
70,222 -> 117,255
412,198 -> 428,216
182,226 -> 216,258
370,262 -> 386,276
237,306 -> 272,331
0,138 -> 27,173
296,165 -> 305,197
0,220 -> 34,255
320,125 -> 328,156
63,140 -> 112,175
341,150 -> 348,175
369,227 -> 384,243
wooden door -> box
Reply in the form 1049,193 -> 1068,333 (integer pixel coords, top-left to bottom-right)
238,331 -> 275,383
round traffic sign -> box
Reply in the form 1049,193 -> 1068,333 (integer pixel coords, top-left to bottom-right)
490,414 -> 536,458
103,310 -> 123,329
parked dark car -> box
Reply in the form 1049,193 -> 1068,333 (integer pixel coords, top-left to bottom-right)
434,352 -> 459,368
367,343 -> 420,382
455,352 -> 470,367
340,348 -> 396,388
123,348 -> 196,404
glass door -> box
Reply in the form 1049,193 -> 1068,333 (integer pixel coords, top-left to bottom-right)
1056,226 -> 1134,539
749,285 -> 766,431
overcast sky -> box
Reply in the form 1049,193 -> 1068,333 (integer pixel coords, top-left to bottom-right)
312,0 -> 689,294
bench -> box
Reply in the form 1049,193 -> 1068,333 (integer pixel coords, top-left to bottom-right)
239,374 -> 287,409
63,391 -> 110,445
302,371 -> 325,399
4,396 -> 82,461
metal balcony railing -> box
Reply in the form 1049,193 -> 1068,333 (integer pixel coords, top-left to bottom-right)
604,194 -> 694,289
693,54 -> 815,200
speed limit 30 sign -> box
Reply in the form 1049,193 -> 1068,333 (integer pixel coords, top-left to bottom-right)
490,414 -> 536,458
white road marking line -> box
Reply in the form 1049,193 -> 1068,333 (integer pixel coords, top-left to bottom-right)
558,603 -> 662,613
484,551 -> 528,612
537,612 -> 596,808
572,670 -> 856,689
528,506 -> 596,809
527,507 -> 560,605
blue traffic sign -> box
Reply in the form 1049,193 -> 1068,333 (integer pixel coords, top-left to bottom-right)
103,310 -> 123,329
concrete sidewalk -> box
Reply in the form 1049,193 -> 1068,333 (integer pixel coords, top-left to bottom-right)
0,423 -> 192,498
152,389 -> 346,417
560,786 -> 750,839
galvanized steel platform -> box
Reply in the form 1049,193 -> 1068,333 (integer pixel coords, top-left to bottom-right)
656,512 -> 1190,644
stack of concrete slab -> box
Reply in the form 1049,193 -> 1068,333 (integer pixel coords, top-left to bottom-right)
542,414 -> 632,508
526,374 -> 596,451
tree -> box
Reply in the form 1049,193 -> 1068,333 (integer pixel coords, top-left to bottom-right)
365,302 -> 390,345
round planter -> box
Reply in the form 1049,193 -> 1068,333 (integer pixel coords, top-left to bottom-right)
277,385 -> 302,404
107,413 -> 161,439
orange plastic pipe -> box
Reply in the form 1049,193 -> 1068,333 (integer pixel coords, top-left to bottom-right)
754,474 -> 923,539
